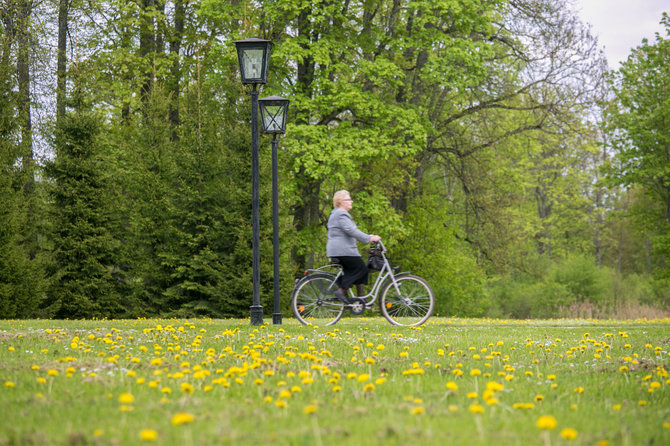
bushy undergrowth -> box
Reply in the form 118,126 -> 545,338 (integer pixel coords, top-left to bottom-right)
489,254 -> 670,319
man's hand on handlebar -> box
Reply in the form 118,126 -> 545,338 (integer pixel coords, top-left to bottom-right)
369,234 -> 381,243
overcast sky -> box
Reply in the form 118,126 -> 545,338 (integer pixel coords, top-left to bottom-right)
572,0 -> 668,69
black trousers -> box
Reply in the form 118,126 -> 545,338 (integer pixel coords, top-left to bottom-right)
332,256 -> 368,289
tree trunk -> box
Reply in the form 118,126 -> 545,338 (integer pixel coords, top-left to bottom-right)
16,0 -> 33,178
139,0 -> 155,105
168,0 -> 184,140
56,0 -> 69,120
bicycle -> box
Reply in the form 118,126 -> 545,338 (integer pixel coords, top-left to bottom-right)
291,241 -> 434,327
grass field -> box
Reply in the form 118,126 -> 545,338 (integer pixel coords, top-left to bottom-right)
1,316 -> 669,445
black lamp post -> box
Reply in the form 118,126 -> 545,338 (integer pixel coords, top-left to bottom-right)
259,96 -> 289,325
234,38 -> 271,325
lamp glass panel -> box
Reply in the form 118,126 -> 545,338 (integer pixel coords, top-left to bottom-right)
242,48 -> 265,80
262,105 -> 285,132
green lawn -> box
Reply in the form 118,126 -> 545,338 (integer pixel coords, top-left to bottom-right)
1,316 -> 668,445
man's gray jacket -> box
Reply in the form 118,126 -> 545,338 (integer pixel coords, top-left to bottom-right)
326,207 -> 370,257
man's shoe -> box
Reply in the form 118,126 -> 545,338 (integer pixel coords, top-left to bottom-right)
334,290 -> 351,304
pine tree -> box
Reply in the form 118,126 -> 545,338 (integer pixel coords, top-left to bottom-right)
44,99 -> 125,318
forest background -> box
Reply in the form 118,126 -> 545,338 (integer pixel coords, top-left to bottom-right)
1,0 -> 669,320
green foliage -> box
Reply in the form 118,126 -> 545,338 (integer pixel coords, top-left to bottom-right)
2,0 -> 668,319
398,194 -> 490,317
606,13 -> 670,270
43,107 -> 125,318
0,59 -> 43,318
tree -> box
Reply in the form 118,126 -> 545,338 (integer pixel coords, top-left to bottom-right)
607,13 -> 670,269
44,101 -> 125,318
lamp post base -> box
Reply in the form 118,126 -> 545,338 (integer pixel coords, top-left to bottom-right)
250,305 -> 264,325
272,313 -> 282,325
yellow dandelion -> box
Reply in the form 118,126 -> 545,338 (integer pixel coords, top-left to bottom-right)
171,413 -> 195,426
411,406 -> 425,415
470,369 -> 481,377
180,383 -> 194,394
303,404 -> 318,414
332,385 -> 342,393
47,369 -> 58,377
446,381 -> 458,391
375,377 -> 387,385
4,381 -> 15,388
275,400 -> 287,409
118,393 -> 135,404
560,428 -> 578,440
363,383 -> 375,392
357,373 -> 370,383
536,415 -> 557,430
469,403 -> 484,414
467,392 -> 478,399
534,394 -> 544,402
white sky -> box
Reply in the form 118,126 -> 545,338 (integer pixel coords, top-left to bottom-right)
572,0 -> 668,69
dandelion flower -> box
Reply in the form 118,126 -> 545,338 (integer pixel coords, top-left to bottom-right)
364,384 -> 375,392
357,374 -> 370,383
560,428 -> 578,440
303,404 -> 318,414
4,381 -> 15,388
469,404 -> 484,414
411,406 -> 425,415
119,393 -> 135,404
171,413 -> 195,426
470,369 -> 481,377
446,381 -> 458,391
536,415 -> 557,430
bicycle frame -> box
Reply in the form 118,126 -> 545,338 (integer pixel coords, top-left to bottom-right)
303,240 -> 401,308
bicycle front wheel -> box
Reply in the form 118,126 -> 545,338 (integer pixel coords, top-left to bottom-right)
292,273 -> 345,326
379,275 -> 434,326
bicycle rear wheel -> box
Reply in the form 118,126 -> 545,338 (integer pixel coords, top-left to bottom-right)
379,275 -> 434,326
292,273 -> 345,326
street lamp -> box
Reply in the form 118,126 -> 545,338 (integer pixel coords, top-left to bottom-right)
259,96 -> 289,325
235,37 -> 272,325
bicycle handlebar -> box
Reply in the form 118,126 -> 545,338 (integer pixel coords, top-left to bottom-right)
372,239 -> 387,254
